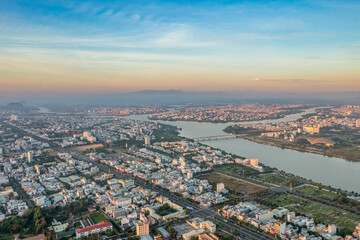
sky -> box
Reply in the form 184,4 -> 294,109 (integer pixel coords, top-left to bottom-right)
0,0 -> 360,96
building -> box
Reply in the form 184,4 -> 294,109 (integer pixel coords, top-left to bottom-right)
287,212 -> 295,222
356,119 -> 360,128
187,218 -> 216,233
157,227 -> 170,239
217,183 -> 225,193
136,220 -> 150,236
27,151 -> 33,163
328,224 -> 337,235
145,136 -> 151,146
199,233 -> 220,240
83,131 -> 91,137
274,221 -> 286,235
10,114 -> 18,121
303,125 -> 320,134
75,221 -> 113,238
250,158 -> 259,166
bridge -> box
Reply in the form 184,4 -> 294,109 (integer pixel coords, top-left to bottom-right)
192,134 -> 244,141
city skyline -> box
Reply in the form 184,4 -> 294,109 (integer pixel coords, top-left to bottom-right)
1,0 -> 360,96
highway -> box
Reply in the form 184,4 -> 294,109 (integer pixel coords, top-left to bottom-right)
1,120 -> 273,240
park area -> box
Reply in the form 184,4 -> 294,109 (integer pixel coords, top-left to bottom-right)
296,185 -> 339,201
199,172 -> 266,195
263,194 -> 359,230
155,203 -> 177,216
89,212 -> 108,224
214,163 -> 261,177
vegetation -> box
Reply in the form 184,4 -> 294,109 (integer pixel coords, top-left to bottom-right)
0,207 -> 46,236
297,186 -> 339,201
214,163 -> 260,177
260,194 -> 359,229
155,203 -> 177,216
89,212 -> 108,224
254,173 -> 302,187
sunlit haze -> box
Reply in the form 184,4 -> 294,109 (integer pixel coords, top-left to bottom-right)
1,0 -> 360,96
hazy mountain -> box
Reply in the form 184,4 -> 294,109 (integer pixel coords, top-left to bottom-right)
0,91 -> 359,107
0,102 -> 37,111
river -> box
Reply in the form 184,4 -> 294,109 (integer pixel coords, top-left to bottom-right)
123,108 -> 360,193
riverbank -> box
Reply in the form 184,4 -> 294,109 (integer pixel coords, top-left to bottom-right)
240,135 -> 360,162
123,107 -> 360,193
223,124 -> 360,162
148,109 -> 306,123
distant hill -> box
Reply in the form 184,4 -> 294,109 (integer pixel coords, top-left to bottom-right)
0,102 -> 36,111
1,90 -> 359,106
128,89 -> 183,95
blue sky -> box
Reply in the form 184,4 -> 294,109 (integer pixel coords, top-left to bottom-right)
0,0 -> 359,95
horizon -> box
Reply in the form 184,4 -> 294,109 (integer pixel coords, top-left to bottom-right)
1,0 -> 360,97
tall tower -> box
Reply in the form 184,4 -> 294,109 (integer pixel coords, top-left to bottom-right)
27,151 -> 33,163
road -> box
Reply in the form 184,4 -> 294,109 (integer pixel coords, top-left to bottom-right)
1,120 -> 273,240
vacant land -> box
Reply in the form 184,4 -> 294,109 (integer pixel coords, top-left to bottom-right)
297,185 -> 339,201
199,172 -> 265,195
89,212 -> 108,224
70,144 -> 104,151
263,194 -> 359,229
254,173 -> 302,187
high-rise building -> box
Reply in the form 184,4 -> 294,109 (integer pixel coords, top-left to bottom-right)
356,119 -> 360,128
328,224 -> 336,235
27,151 -> 33,163
274,221 -> 286,235
136,220 -> 149,236
144,136 -> 151,146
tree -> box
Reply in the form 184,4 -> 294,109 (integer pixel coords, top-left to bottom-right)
184,209 -> 189,215
145,210 -> 150,216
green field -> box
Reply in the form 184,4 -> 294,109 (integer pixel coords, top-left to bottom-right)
90,212 -> 108,224
254,173 -> 302,187
297,186 -> 339,201
214,164 -> 260,177
263,194 -> 359,229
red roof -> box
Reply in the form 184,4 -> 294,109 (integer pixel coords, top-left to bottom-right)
76,221 -> 112,234
18,234 -> 46,240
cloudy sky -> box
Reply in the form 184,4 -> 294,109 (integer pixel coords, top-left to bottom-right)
1,0 -> 359,96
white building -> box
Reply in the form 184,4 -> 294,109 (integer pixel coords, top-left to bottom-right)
356,119 -> 360,128
328,224 -> 336,235
145,136 -> 151,146
217,183 -> 225,193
